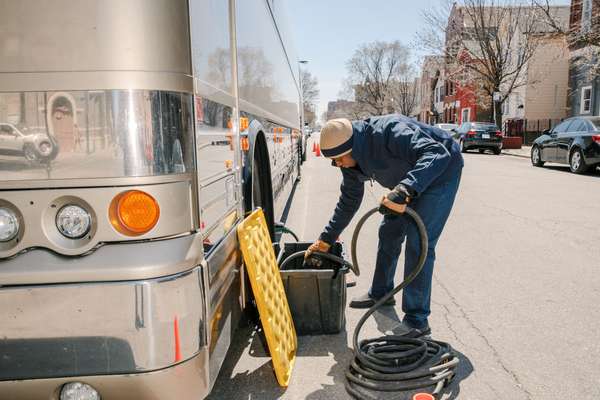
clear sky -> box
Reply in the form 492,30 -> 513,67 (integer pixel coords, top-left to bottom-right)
287,0 -> 570,123
287,0 -> 440,121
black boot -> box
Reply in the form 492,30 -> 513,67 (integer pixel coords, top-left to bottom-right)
397,320 -> 432,337
349,293 -> 395,309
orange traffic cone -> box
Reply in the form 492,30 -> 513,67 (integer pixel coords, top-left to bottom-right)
312,141 -> 317,152
315,144 -> 321,157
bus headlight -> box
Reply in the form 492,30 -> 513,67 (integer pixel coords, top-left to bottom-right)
0,207 -> 19,242
60,382 -> 100,400
56,205 -> 92,239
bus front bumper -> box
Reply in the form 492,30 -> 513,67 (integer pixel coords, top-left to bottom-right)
0,350 -> 209,400
0,267 -> 210,399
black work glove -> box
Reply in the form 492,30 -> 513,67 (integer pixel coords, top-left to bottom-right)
378,184 -> 414,215
388,184 -> 414,204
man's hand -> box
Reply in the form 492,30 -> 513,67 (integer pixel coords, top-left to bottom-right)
379,184 -> 413,215
305,240 -> 331,259
379,196 -> 407,215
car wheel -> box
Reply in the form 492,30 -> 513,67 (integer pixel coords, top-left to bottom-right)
460,140 -> 467,153
569,148 -> 589,174
23,144 -> 38,162
531,145 -> 544,167
478,149 -> 485,154
493,147 -> 501,155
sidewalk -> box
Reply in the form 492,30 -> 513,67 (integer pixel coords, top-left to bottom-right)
502,145 -> 531,159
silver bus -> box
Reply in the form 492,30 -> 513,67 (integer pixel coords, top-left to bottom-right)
0,1 -> 303,399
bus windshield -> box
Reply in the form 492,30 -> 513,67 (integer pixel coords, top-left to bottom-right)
0,90 -> 194,181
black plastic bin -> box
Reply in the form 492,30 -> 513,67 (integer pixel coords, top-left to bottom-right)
276,241 -> 347,335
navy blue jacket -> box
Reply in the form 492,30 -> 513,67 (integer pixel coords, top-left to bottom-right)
319,114 -> 464,244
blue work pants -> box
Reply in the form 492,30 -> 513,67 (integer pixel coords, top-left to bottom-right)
369,173 -> 462,328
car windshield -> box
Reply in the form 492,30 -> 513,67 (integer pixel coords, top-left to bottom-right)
587,118 -> 600,131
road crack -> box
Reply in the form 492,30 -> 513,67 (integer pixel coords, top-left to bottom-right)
434,276 -> 533,400
432,300 -> 466,347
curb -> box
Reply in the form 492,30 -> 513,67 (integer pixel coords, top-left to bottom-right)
502,150 -> 530,159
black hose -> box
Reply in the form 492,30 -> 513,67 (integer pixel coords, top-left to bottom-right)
279,250 -> 351,272
345,206 -> 459,399
274,224 -> 300,242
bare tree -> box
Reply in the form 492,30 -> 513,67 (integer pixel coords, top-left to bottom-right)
300,69 -> 319,127
236,47 -> 275,105
417,0 -> 563,128
535,0 -> 600,47
389,70 -> 419,116
340,41 -> 413,117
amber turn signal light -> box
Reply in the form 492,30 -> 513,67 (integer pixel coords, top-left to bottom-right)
109,190 -> 160,236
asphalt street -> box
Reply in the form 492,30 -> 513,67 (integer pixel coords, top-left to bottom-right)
208,139 -> 600,400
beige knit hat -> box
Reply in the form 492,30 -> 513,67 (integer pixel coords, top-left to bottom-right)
320,118 -> 354,158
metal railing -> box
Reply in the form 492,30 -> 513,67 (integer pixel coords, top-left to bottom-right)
503,118 -> 564,145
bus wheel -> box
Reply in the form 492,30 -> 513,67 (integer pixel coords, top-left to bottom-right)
244,133 -> 275,240
241,133 -> 275,323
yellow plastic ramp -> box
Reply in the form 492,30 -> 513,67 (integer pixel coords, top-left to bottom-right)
237,209 -> 297,387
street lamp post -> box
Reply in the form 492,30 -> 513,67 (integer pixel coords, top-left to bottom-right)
298,60 -> 309,129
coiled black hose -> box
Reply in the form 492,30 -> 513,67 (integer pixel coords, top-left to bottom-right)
345,206 -> 459,399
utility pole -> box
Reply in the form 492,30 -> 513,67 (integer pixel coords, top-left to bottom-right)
298,60 -> 309,130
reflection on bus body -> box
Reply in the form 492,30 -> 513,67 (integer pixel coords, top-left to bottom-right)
0,90 -> 194,181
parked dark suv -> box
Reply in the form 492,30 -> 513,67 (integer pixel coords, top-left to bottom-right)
531,116 -> 600,174
457,122 -> 503,154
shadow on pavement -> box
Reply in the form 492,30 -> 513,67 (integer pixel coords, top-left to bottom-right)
372,305 -> 405,335
209,310 -> 473,400
542,164 -> 600,177
302,333 -> 354,400
206,325 -> 286,400
441,349 -> 474,400
301,307 -> 474,400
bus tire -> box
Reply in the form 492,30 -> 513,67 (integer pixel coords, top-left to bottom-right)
243,131 -> 275,240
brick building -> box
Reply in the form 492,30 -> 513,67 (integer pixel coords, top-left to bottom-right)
441,5 -> 494,124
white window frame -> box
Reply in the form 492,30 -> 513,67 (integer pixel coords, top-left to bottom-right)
582,0 -> 593,33
581,86 -> 593,114
461,107 -> 471,123
502,97 -> 510,115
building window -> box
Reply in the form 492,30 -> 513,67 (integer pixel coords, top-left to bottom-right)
517,48 -> 525,66
461,108 -> 471,123
582,0 -> 593,33
581,86 -> 593,114
502,97 -> 510,115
